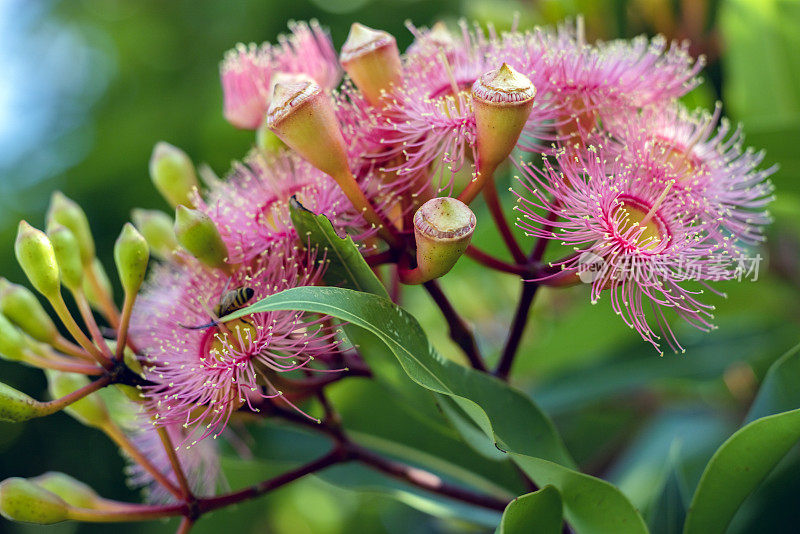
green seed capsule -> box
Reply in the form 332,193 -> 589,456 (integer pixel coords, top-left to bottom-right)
0,383 -> 43,423
30,472 -> 100,510
83,259 -> 114,312
0,478 -> 69,524
131,208 -> 179,260
46,192 -> 95,267
46,223 -> 84,292
0,313 -> 26,362
14,221 -> 61,299
0,279 -> 58,343
149,141 -> 199,208
45,371 -> 109,428
174,205 -> 229,269
114,223 -> 150,296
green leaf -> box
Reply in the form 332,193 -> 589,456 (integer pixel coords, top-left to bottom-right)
497,486 -> 562,534
226,286 -> 649,534
683,408 -> 800,534
289,196 -> 388,298
746,342 -> 800,422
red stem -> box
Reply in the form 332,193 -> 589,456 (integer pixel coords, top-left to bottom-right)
423,280 -> 486,372
482,179 -> 526,264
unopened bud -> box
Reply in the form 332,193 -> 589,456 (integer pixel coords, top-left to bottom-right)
46,371 -> 109,428
46,192 -> 95,267
256,120 -> 288,154
83,259 -> 114,312
149,141 -> 199,208
14,221 -> 60,299
472,63 -> 536,174
131,209 -> 179,261
46,223 -> 84,292
411,197 -> 475,282
0,279 -> 58,342
340,23 -> 402,106
266,75 -> 351,181
30,472 -> 100,510
0,383 -> 43,423
174,206 -> 229,269
114,223 -> 149,296
0,478 -> 69,524
0,313 -> 26,361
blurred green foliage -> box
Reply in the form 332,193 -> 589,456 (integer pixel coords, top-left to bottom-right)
0,0 -> 798,532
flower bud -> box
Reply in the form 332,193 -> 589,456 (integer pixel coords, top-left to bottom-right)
256,120 -> 288,154
46,223 -> 84,292
46,192 -> 95,267
411,197 -> 476,282
114,223 -> 149,296
83,259 -> 114,311
340,23 -> 402,106
0,383 -> 43,423
0,478 -> 69,524
0,313 -> 26,361
174,206 -> 229,269
46,371 -> 109,428
14,221 -> 60,299
30,472 -> 100,510
471,63 -> 536,174
131,209 -> 179,261
0,279 -> 58,343
149,141 -> 199,208
266,75 -> 351,181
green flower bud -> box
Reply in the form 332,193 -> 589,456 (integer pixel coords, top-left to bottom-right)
0,313 -> 26,361
46,223 -> 84,292
83,259 -> 114,312
174,205 -> 229,269
340,23 -> 403,107
0,279 -> 58,342
131,208 -> 179,261
46,192 -> 95,267
149,141 -> 199,208
114,223 -> 149,296
45,371 -> 109,428
30,472 -> 100,510
409,197 -> 476,283
14,221 -> 61,299
0,478 -> 69,524
0,383 -> 43,423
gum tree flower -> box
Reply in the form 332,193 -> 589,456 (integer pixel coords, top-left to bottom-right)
131,249 -> 341,441
515,147 -> 735,352
221,21 -> 341,129
606,103 -> 776,245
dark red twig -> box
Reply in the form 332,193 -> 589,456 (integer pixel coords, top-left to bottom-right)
423,280 -> 487,372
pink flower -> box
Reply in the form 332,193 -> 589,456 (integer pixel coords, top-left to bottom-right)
606,103 -> 775,245
221,21 -> 341,129
515,146 -> 735,352
131,249 -> 341,441
195,152 -> 369,263
126,419 -> 222,504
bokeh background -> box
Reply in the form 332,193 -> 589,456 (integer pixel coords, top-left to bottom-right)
0,0 -> 798,532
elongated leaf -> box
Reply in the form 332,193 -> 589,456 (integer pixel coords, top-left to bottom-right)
226,287 -> 649,534
497,486 -> 562,534
746,342 -> 800,422
289,197 -> 388,298
683,408 -> 800,534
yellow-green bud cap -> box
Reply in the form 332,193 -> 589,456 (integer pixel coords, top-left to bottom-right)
149,141 -> 199,208
0,383 -> 43,423
0,279 -> 58,342
114,223 -> 149,295
46,371 -> 109,428
30,472 -> 100,510
131,208 -> 179,261
83,259 -> 114,312
46,192 -> 95,267
340,23 -> 402,106
46,223 -> 84,292
174,205 -> 229,269
256,120 -> 287,155
0,478 -> 69,524
471,63 -> 536,174
0,313 -> 26,361
412,197 -> 476,282
14,221 -> 61,299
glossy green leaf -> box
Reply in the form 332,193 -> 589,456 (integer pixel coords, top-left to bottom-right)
289,197 -> 387,298
746,342 -> 800,422
683,408 -> 800,534
226,286 -> 649,534
496,486 -> 562,534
